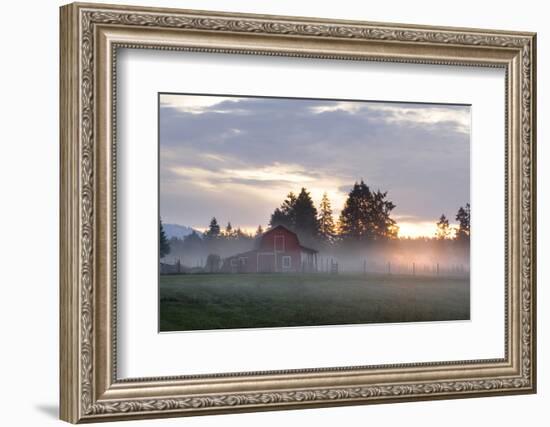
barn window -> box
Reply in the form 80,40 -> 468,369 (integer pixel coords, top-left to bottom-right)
274,235 -> 285,252
282,256 -> 291,269
230,259 -> 238,267
239,257 -> 247,265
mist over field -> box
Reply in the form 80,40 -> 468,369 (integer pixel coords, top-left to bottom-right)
160,273 -> 470,331
163,232 -> 469,276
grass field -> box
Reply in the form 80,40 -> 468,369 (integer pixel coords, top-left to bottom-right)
159,273 -> 469,332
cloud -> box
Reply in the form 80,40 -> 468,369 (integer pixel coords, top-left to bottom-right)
310,102 -> 363,114
170,163 -> 319,186
223,164 -> 317,184
160,94 -> 239,114
309,101 -> 470,135
159,95 -> 470,230
364,104 -> 470,134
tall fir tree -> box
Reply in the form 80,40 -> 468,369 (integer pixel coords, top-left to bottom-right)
159,219 -> 171,259
281,191 -> 297,224
224,221 -> 234,239
293,188 -> 319,238
269,188 -> 319,243
455,203 -> 471,242
338,181 -> 370,240
255,225 -> 264,237
204,217 -> 220,239
270,208 -> 289,228
318,192 -> 336,241
338,180 -> 397,241
269,192 -> 296,229
370,189 -> 398,239
435,214 -> 451,240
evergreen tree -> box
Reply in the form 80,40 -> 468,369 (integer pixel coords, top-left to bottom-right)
281,191 -> 297,225
269,208 -> 288,228
204,217 -> 221,239
269,192 -> 296,229
293,188 -> 319,238
435,214 -> 451,240
455,203 -> 471,242
318,192 -> 336,241
370,189 -> 398,239
269,188 -> 319,242
224,221 -> 234,239
159,219 -> 171,259
255,225 -> 264,237
338,182 -> 370,240
235,227 -> 247,239
338,180 -> 396,241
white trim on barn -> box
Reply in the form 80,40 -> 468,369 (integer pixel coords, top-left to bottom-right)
282,255 -> 291,271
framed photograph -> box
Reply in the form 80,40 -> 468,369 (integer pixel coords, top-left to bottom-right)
157,93 -> 472,332
60,2 -> 537,423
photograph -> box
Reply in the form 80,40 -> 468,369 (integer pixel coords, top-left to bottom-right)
158,93 -> 471,332
56,2 -> 536,422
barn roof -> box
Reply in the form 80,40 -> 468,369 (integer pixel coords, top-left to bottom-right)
263,224 -> 296,236
223,225 -> 319,261
263,225 -> 318,254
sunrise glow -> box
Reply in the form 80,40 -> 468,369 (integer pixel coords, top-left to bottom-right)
194,221 -> 459,240
397,221 -> 457,239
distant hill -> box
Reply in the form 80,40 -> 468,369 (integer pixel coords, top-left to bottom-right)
163,223 -> 202,240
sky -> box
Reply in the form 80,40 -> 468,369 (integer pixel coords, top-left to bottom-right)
159,94 -> 470,238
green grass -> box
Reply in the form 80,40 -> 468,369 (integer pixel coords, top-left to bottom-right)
159,273 -> 470,332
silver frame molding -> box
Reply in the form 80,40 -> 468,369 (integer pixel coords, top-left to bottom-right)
60,2 -> 537,423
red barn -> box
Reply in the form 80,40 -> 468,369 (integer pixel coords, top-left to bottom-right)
221,225 -> 318,273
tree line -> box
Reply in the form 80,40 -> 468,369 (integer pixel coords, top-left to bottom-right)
269,181 -> 398,246
435,203 -> 470,242
160,218 -> 261,261
160,180 -> 470,259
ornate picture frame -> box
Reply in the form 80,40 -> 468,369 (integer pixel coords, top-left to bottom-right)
60,2 -> 536,423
